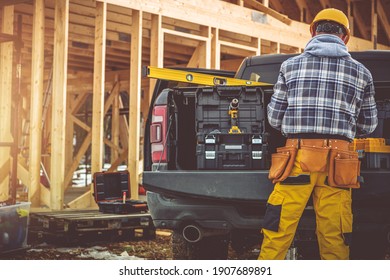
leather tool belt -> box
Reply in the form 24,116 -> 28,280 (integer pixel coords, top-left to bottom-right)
268,138 -> 361,188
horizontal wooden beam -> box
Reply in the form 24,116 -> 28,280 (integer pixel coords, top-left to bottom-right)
220,39 -> 258,52
0,33 -> 19,43
0,0 -> 32,7
163,28 -> 209,42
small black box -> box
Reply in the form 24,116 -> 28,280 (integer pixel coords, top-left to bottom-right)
196,133 -> 268,170
93,171 -> 147,214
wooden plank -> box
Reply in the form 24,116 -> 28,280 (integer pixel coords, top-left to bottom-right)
28,0 -> 45,207
118,95 -> 129,151
64,131 -> 92,191
203,26 -> 211,69
128,10 -> 142,200
0,0 -> 32,7
211,28 -> 220,69
67,190 -> 94,209
65,99 -> 74,173
71,115 -> 91,132
243,0 -> 291,25
91,1 -> 107,194
372,0 -> 378,49
220,44 -> 256,57
347,0 -> 354,36
17,161 -> 50,207
111,76 -> 120,163
50,0 -> 69,210
99,0 -> 311,49
163,28 -> 209,42
0,33 -> 19,43
108,148 -> 128,172
220,39 -> 259,52
149,14 -> 163,103
187,43 -> 202,68
377,0 -> 390,42
0,5 -> 14,202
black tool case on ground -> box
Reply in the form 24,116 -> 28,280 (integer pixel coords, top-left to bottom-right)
195,86 -> 268,170
93,171 -> 147,214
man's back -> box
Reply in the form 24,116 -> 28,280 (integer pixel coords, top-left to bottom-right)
268,34 -> 377,140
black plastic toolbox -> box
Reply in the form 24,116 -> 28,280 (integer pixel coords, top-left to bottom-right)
194,86 -> 268,170
93,171 -> 147,214
195,86 -> 265,142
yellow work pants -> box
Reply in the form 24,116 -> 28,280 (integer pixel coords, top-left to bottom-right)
258,149 -> 353,260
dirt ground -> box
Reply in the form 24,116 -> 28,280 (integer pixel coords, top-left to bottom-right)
1,230 -> 259,260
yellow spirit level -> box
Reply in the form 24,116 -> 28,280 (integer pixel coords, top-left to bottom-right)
144,66 -> 272,86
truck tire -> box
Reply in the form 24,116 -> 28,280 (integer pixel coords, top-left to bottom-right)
171,230 -> 229,260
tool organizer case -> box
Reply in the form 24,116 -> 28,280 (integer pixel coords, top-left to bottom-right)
93,171 -> 147,214
195,86 -> 265,141
195,86 -> 268,170
351,138 -> 390,170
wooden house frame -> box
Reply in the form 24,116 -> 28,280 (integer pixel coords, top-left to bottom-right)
0,0 -> 389,210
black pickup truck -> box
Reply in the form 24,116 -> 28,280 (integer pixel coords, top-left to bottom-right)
143,51 -> 390,260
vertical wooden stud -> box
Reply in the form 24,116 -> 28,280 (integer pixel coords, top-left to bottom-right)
50,0 -> 69,210
371,0 -> 378,49
211,28 -> 220,70
149,14 -> 163,104
256,37 -> 261,56
111,75 -> 120,164
129,9 -> 142,199
29,0 -> 45,207
0,5 -> 14,202
204,26 -> 211,69
91,1 -> 107,177
347,0 -> 354,36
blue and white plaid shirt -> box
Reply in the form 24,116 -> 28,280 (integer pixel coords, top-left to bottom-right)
267,35 -> 378,141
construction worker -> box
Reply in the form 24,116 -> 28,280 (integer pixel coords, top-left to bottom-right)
259,8 -> 378,260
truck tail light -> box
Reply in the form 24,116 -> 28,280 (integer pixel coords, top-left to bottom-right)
150,105 -> 168,163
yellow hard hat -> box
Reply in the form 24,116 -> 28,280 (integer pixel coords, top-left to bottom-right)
310,8 -> 350,44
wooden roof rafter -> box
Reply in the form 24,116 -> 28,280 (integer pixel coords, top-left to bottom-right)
377,0 -> 390,42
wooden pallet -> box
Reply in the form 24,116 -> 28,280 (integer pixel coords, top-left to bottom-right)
28,209 -> 156,245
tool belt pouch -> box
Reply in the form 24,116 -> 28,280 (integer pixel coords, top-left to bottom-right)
299,145 -> 330,172
328,149 -> 360,189
268,146 -> 297,183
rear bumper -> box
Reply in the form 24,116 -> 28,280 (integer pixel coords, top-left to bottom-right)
146,191 -> 265,230
143,170 -> 274,202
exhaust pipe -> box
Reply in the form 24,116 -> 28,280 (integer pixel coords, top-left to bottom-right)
182,225 -> 202,243
182,224 -> 229,243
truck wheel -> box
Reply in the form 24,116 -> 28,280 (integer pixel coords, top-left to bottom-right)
171,230 -> 229,260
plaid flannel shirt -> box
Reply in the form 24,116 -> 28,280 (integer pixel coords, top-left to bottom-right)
267,42 -> 378,141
